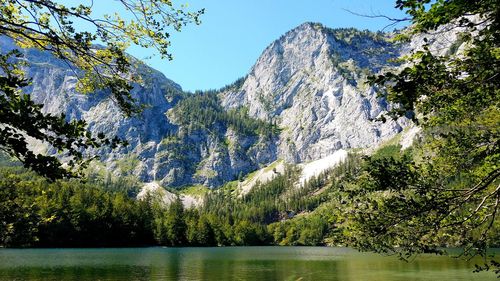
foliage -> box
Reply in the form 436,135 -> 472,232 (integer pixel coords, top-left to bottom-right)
216,76 -> 246,93
322,25 -> 401,75
360,0 -> 500,271
172,91 -> 278,137
2,147 -> 498,270
0,159 -> 334,248
0,0 -> 203,179
1,5 -> 499,277
152,198 -> 186,246
196,156 -> 364,246
180,185 -> 210,197
0,165 -> 155,247
0,50 -> 123,179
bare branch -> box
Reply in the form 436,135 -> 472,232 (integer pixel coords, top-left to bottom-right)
343,8 -> 410,31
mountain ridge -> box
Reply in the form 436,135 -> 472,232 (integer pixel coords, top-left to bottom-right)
220,22 -> 407,163
0,22 -> 408,188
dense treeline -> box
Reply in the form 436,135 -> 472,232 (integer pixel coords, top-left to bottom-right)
0,153 -> 357,247
0,166 -> 154,247
0,157 -> 330,247
2,144 -> 499,248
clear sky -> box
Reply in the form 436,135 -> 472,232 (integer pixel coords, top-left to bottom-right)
101,0 -> 409,92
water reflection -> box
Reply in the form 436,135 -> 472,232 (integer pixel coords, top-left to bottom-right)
0,247 -> 496,281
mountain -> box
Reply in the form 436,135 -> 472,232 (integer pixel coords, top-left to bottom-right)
0,23 -> 409,189
220,23 -> 408,163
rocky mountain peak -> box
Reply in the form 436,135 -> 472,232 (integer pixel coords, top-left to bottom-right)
1,22 -> 409,188
221,23 -> 407,162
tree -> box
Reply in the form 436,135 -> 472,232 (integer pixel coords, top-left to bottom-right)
0,175 -> 40,247
163,198 -> 186,246
0,0 -> 204,180
350,0 -> 499,272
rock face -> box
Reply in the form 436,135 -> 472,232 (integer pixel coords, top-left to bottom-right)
220,23 -> 407,162
0,22 -> 410,188
0,37 -> 274,188
0,36 -> 182,158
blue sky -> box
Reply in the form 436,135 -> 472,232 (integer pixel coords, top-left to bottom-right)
100,0 -> 409,92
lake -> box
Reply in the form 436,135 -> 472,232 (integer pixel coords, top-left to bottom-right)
0,247 -> 497,280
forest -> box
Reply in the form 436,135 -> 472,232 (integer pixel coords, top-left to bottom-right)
0,0 -> 498,276
2,141 -> 498,249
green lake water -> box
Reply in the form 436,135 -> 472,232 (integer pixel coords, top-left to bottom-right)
0,247 -> 497,280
